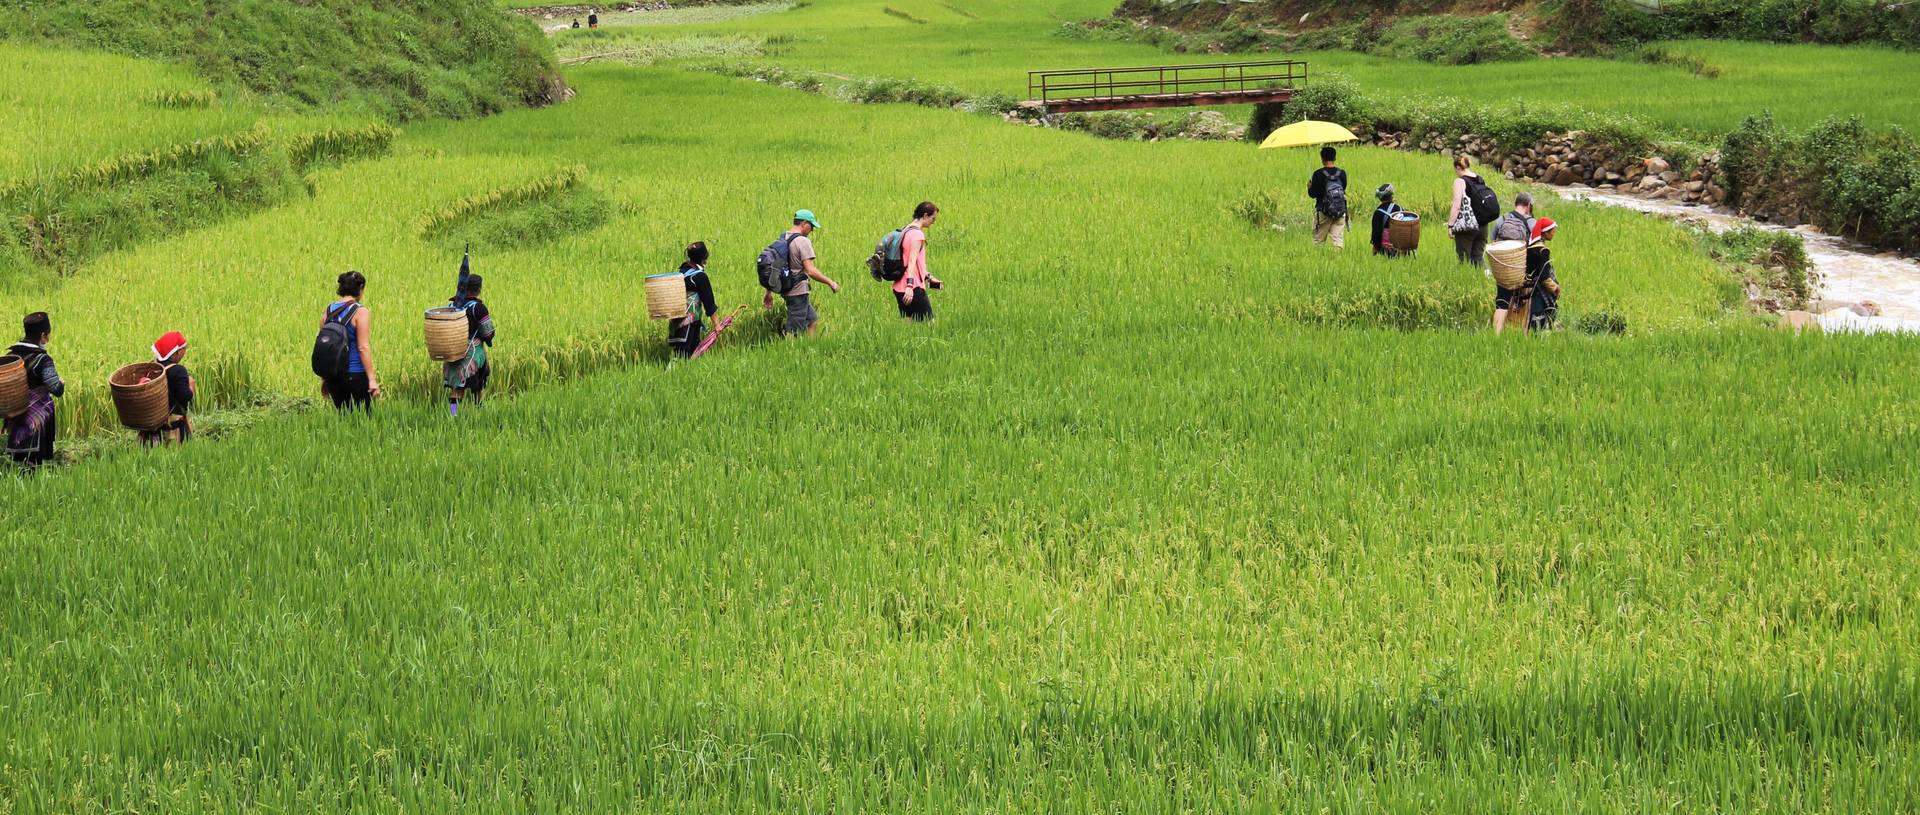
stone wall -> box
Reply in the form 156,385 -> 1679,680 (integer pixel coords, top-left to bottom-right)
1354,126 -> 1727,208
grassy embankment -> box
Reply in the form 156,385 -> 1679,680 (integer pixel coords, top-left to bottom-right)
0,1 -> 1916,810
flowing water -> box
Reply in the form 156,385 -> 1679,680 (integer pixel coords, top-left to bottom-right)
1557,186 -> 1920,330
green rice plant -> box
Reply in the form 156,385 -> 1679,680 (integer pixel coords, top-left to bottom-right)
414,165 -> 591,241
285,123 -> 399,171
141,89 -> 218,109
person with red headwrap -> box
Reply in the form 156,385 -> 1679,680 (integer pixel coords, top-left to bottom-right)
140,331 -> 195,446
1525,218 -> 1562,332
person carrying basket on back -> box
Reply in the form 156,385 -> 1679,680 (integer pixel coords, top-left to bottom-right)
444,253 -> 495,416
668,242 -> 719,357
6,312 -> 64,469
138,331 -> 194,446
1371,184 -> 1405,257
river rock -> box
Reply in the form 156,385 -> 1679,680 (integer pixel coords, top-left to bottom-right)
1660,171 -> 1682,183
1551,167 -> 1583,186
1644,157 -> 1671,174
1638,176 -> 1667,191
1683,181 -> 1706,193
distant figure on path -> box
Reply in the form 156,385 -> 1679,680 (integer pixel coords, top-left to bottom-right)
139,331 -> 194,446
668,242 -> 719,357
6,312 -> 63,469
1370,184 -> 1403,257
894,202 -> 942,321
588,11 -> 599,28
1448,155 -> 1497,266
759,209 -> 839,336
444,273 -> 494,415
1306,146 -> 1348,250
315,271 -> 379,412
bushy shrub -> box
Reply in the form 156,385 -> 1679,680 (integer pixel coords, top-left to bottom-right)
1585,0 -> 1920,49
1276,71 -> 1658,153
1720,114 -> 1920,253
1370,14 -> 1537,65
1703,226 -> 1814,307
0,0 -> 564,122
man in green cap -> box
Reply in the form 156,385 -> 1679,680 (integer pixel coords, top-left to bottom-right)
764,208 -> 841,336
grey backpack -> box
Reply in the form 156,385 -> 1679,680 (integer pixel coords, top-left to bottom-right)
756,233 -> 803,294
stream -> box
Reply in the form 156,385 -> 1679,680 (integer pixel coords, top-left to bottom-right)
1557,186 -> 1920,333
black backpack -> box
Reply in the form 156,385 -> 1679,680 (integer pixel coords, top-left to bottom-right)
311,302 -> 358,379
1465,175 -> 1501,227
756,233 -> 804,294
1316,169 -> 1348,220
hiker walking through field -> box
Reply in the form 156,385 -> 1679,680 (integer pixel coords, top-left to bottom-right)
1307,146 -> 1349,250
313,271 -> 380,412
894,202 -> 943,321
444,271 -> 495,415
138,331 -> 194,446
1494,192 -> 1537,243
6,312 -> 64,469
758,209 -> 840,336
1448,155 -> 1498,266
1371,184 -> 1404,257
668,241 -> 719,357
1491,193 -> 1539,334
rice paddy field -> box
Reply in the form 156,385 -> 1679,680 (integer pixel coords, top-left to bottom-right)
2,1 -> 1917,811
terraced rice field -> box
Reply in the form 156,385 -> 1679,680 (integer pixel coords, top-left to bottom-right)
1,1 -> 1916,811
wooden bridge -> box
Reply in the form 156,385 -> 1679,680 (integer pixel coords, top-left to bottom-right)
1022,59 -> 1306,114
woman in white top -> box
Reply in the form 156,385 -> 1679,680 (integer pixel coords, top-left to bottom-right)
1447,154 -> 1493,267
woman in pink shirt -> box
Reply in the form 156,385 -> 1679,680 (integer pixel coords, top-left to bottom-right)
894,201 -> 942,321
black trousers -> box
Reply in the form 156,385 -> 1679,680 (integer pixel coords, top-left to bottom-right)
895,287 -> 934,321
668,319 -> 706,357
327,374 -> 372,412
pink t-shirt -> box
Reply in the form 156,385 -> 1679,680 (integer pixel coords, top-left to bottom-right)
894,226 -> 927,293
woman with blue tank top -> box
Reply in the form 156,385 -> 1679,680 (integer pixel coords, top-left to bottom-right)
321,271 -> 380,411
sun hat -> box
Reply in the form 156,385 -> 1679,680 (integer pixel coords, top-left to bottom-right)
794,209 -> 822,230
1531,217 -> 1558,243
152,331 -> 187,363
1375,183 -> 1395,200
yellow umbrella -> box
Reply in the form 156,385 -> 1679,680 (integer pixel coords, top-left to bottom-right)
1259,120 -> 1358,150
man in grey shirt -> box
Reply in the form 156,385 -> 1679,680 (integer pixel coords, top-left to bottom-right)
763,209 -> 841,336
1493,192 -> 1536,243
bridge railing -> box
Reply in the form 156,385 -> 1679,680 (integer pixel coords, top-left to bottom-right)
1027,60 -> 1308,105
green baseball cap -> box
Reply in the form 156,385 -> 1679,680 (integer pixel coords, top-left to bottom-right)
794,209 -> 822,230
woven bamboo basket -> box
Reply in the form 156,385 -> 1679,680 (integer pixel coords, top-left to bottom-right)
1388,211 -> 1421,252
424,308 -> 470,362
645,273 -> 688,320
1488,240 -> 1528,289
0,355 -> 26,418
109,362 -> 170,431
